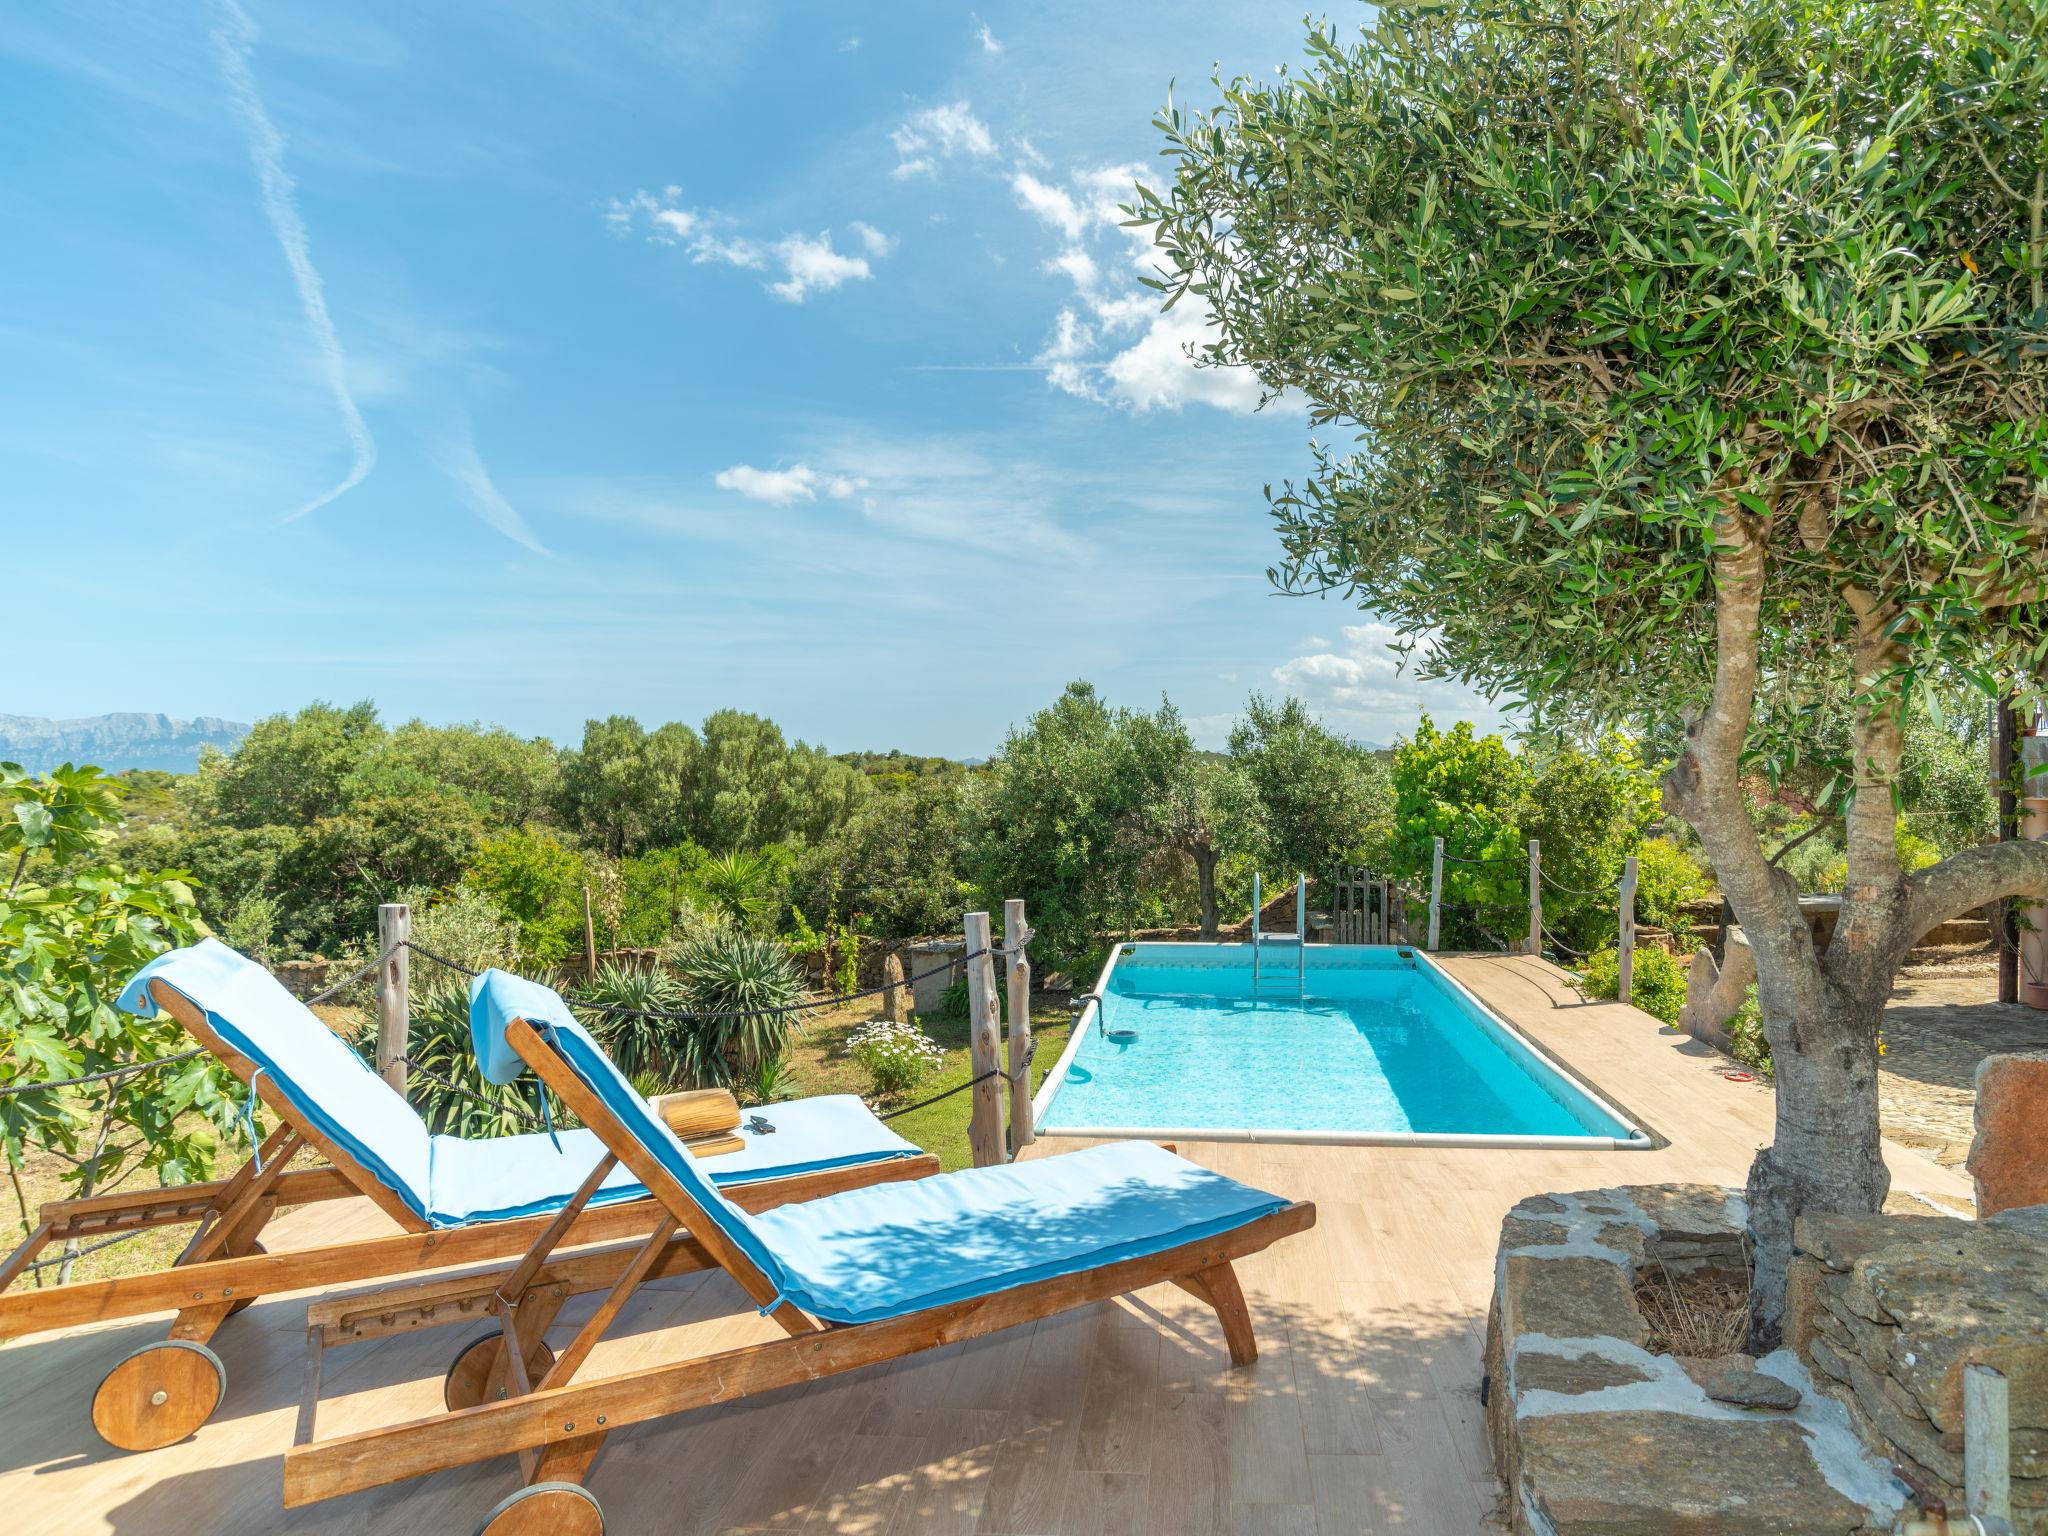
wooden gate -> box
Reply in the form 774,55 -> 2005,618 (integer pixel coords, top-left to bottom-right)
1329,867 -> 1406,944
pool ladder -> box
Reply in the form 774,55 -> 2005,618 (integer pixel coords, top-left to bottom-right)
1250,871 -> 1307,991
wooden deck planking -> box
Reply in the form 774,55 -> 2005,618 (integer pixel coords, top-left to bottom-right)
0,954 -> 1973,1535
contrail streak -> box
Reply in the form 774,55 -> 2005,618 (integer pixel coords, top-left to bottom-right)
212,0 -> 375,520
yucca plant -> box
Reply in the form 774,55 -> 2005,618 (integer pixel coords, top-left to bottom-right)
401,979 -> 566,1137
666,925 -> 809,1087
695,850 -> 778,927
572,960 -> 691,1086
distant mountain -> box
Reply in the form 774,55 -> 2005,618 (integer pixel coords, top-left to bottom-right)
0,712 -> 250,774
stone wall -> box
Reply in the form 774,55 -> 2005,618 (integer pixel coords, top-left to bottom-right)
1486,1185 -> 1906,1535
1789,1206 -> 2048,1529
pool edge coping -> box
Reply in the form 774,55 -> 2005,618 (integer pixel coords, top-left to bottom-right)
1031,940 -> 1657,1152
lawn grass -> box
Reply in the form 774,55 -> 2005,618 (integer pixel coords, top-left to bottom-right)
776,993 -> 1073,1172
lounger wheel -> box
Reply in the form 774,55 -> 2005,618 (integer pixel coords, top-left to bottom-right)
90,1339 -> 226,1451
473,1481 -> 604,1535
445,1328 -> 558,1411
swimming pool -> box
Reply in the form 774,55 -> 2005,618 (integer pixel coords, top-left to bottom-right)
1034,943 -> 1649,1148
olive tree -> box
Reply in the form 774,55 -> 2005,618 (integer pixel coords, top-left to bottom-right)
1144,0 -> 2048,1339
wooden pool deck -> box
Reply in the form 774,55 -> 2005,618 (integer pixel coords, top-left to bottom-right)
0,954 -> 1973,1536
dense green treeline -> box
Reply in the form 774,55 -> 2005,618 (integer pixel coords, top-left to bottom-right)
64,680 -> 1993,978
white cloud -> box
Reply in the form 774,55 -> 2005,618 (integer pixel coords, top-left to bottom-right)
1009,160 -> 1270,415
1100,301 -> 1265,414
713,462 -> 869,505
610,193 -> 888,300
433,417 -> 547,554
212,0 -> 377,521
713,435 -> 1081,559
975,19 -> 1003,53
890,101 -> 995,178
769,232 -> 871,302
850,220 -> 896,257
837,35 -> 861,52
1266,623 -> 1506,744
1012,173 -> 1085,242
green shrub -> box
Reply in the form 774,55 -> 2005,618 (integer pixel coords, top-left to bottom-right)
938,975 -> 971,1022
1632,838 -> 1713,935
401,980 -> 564,1136
465,828 -> 597,966
1726,984 -> 1772,1078
846,1019 -> 945,1098
574,960 -> 690,1085
1818,823 -> 1941,892
665,925 -> 809,1086
1578,944 -> 1686,1027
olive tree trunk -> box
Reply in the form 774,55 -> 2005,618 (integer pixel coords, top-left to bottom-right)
1669,510 -> 2048,1348
1741,974 -> 1891,1340
1193,842 -> 1221,940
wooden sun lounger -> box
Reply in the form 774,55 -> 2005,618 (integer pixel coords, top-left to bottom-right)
0,982 -> 939,1452
280,1014 -> 1316,1535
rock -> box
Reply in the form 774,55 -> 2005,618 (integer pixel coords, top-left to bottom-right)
1842,1351 -> 1962,1487
1970,1052 -> 2048,1216
1677,931 -> 1752,1054
1500,1254 -> 1648,1346
1877,1371 -> 1931,1425
879,949 -> 909,1022
1516,1349 -> 1657,1398
1677,1354 -> 1804,1411
1628,1183 -> 1747,1244
1784,1256 -> 1825,1357
1808,1336 -> 1852,1385
1795,1211 -> 1961,1272
272,956 -> 332,999
1854,1226 -> 2048,1432
1516,1410 -> 1876,1534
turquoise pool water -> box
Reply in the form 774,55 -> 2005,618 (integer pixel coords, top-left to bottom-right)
1037,945 -> 1639,1144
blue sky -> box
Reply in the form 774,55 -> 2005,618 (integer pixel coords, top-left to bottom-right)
5,1 -> 1501,755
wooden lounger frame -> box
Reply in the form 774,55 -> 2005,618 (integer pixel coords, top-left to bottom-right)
282,1015 -> 1316,1528
0,981 -> 938,1449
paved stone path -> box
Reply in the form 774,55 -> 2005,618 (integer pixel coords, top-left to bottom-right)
1881,960 -> 2048,1167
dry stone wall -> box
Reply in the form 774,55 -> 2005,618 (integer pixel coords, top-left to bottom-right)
1790,1206 -> 2048,1530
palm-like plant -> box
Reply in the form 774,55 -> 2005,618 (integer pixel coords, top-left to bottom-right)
401,979 -> 564,1137
573,961 -> 690,1084
695,850 -> 777,927
666,925 -> 808,1086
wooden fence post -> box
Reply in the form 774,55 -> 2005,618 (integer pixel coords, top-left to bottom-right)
375,902 -> 410,1094
1004,898 -> 1034,1152
1527,839 -> 1543,956
1618,854 -> 1639,1005
1428,837 -> 1444,951
581,884 -> 598,977
963,912 -> 1005,1168
1964,1363 -> 2012,1525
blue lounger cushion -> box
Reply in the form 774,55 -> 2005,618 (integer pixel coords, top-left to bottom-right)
472,968 -> 1292,1324
119,941 -> 922,1228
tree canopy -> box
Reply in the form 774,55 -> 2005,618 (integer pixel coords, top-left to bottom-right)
1142,0 -> 2048,1340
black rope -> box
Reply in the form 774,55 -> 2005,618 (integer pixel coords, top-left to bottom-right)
400,939 -> 480,979
1439,852 -> 1524,869
872,1018 -> 1068,1122
1,943 -> 404,1101
1540,921 -> 1591,960
1538,867 -> 1614,899
0,1047 -> 205,1100
24,1229 -> 146,1273
396,1055 -> 550,1128
408,943 -> 998,1026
